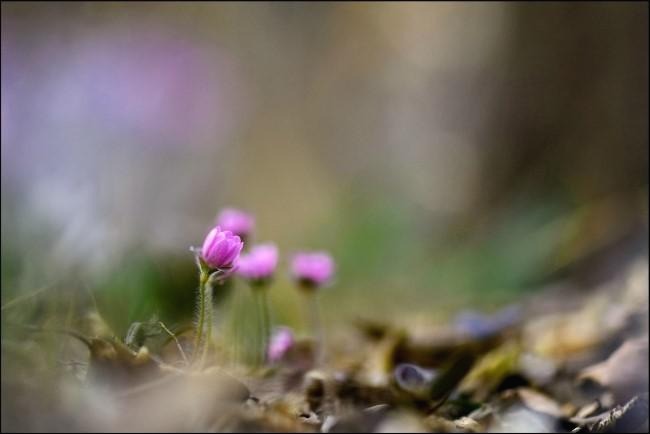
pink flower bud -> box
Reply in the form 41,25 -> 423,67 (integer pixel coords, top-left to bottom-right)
267,327 -> 294,363
216,207 -> 255,239
290,251 -> 335,288
237,243 -> 279,283
201,226 -> 244,269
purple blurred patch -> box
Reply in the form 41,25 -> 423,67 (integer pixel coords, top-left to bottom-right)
1,25 -> 246,159
267,326 -> 295,363
454,305 -> 521,339
394,363 -> 437,394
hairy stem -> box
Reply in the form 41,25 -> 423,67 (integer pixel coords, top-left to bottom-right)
193,270 -> 209,365
199,276 -> 214,368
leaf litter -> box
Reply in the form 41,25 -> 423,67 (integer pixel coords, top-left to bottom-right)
1,256 -> 648,433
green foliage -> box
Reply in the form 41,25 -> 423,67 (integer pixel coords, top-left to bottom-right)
93,253 -> 196,339
427,198 -> 571,303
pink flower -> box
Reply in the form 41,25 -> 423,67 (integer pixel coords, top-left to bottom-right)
267,327 -> 294,363
290,251 -> 335,288
237,243 -> 279,283
201,226 -> 244,269
216,208 -> 255,239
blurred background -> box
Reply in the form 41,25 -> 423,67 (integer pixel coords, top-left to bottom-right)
1,2 -> 648,339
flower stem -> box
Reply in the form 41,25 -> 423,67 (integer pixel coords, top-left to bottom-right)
254,293 -> 262,366
257,289 -> 271,366
193,270 -> 209,366
304,291 -> 324,367
199,277 -> 214,368
231,289 -> 243,367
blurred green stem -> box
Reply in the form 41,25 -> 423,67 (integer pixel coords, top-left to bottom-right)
253,288 -> 271,367
261,288 -> 271,365
304,291 -> 323,367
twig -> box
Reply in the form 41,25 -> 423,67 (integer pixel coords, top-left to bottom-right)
159,321 -> 189,366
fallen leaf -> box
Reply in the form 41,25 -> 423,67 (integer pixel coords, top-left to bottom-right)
579,337 -> 649,402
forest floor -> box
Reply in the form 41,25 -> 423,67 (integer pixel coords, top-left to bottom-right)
1,250 -> 648,433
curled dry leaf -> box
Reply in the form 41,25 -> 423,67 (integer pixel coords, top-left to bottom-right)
393,363 -> 437,399
578,337 -> 649,403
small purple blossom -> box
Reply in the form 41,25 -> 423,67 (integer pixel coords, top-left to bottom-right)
237,243 -> 279,283
290,251 -> 335,288
216,208 -> 255,239
267,327 -> 294,363
201,226 -> 244,270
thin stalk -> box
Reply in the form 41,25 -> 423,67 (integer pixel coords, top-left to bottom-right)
255,292 -> 262,366
253,288 -> 271,367
304,291 -> 324,367
231,289 -> 242,368
250,290 -> 261,367
199,277 -> 214,368
193,270 -> 209,365
260,289 -> 271,365
159,321 -> 189,366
